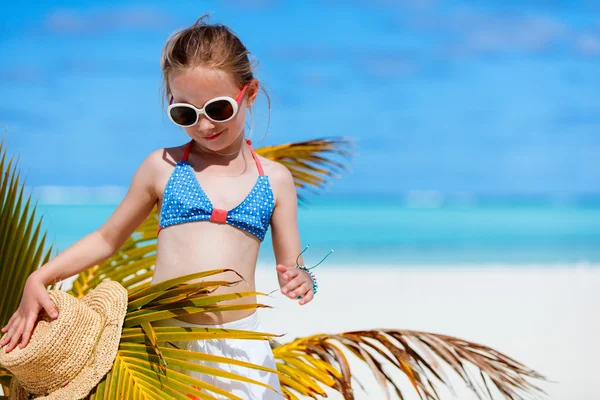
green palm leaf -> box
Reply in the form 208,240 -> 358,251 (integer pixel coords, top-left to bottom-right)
0,133 -> 54,327
0,133 -> 54,396
80,271 -> 285,400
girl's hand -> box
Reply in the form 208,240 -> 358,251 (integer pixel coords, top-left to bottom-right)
0,272 -> 59,353
276,264 -> 314,305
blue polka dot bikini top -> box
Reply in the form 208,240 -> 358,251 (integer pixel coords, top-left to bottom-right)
158,139 -> 275,241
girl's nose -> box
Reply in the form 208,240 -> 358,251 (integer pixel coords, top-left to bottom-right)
197,115 -> 215,132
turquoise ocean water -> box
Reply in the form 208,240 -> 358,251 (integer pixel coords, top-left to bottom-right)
36,196 -> 600,267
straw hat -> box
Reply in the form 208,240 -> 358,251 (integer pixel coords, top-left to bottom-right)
0,280 -> 128,400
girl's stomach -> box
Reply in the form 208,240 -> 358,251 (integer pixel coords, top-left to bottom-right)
151,221 -> 264,325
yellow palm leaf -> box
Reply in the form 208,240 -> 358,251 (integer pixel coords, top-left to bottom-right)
0,133 -> 53,329
87,272 -> 284,399
254,137 -> 355,201
73,271 -> 284,399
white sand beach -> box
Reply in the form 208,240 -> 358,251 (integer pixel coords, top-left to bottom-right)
255,265 -> 600,400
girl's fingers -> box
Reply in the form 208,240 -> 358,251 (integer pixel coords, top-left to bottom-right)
19,314 -> 38,349
6,320 -> 25,353
299,289 -> 314,305
289,282 -> 309,298
282,276 -> 304,295
281,268 -> 299,282
40,295 -> 58,319
0,317 -> 17,346
1,314 -> 17,334
275,264 -> 288,275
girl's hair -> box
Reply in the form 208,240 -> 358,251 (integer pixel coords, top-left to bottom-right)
160,15 -> 271,139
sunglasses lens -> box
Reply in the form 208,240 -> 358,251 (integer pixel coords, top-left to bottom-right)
205,99 -> 235,121
170,106 -> 197,126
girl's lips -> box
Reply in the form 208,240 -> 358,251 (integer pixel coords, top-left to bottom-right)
204,131 -> 223,141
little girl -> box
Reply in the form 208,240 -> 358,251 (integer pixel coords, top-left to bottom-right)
0,16 -> 316,399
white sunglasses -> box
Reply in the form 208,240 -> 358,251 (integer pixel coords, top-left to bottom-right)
168,84 -> 249,127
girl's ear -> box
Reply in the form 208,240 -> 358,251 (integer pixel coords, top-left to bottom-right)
246,79 -> 259,108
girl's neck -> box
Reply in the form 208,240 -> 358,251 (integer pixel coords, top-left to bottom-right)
189,132 -> 248,175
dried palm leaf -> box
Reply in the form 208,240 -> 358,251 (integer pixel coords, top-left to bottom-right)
271,330 -> 546,400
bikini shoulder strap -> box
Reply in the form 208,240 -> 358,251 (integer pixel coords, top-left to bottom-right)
246,139 -> 265,176
182,140 -> 193,162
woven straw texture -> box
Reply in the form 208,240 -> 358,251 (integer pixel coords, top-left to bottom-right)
0,280 -> 127,400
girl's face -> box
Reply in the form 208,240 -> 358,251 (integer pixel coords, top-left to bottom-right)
168,66 -> 258,153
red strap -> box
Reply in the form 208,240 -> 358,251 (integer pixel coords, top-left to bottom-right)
157,226 -> 162,235
182,141 -> 192,162
246,140 -> 264,176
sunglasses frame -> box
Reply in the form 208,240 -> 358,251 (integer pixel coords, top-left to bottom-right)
168,83 -> 249,127
295,245 -> 334,271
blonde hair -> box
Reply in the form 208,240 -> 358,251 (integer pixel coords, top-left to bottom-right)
160,15 -> 271,139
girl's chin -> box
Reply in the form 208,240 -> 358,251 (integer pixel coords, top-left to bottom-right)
189,131 -> 223,144
193,132 -> 242,153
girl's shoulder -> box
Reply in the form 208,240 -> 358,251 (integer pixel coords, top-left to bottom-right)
139,144 -> 189,199
259,156 -> 295,193
259,156 -> 291,180
143,143 -> 188,171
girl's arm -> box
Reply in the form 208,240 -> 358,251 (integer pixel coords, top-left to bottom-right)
269,163 -> 315,305
33,150 -> 161,285
1,150 -> 162,352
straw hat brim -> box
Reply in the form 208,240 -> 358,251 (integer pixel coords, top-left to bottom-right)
8,281 -> 128,400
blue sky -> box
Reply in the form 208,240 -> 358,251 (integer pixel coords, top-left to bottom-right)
1,0 -> 599,200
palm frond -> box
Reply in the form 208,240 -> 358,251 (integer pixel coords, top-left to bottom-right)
85,272 -> 285,400
0,133 -> 54,330
0,367 -> 11,392
254,137 -> 356,202
272,329 -> 546,400
0,133 -> 54,396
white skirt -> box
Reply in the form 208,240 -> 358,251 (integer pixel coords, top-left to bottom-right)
154,312 -> 284,400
